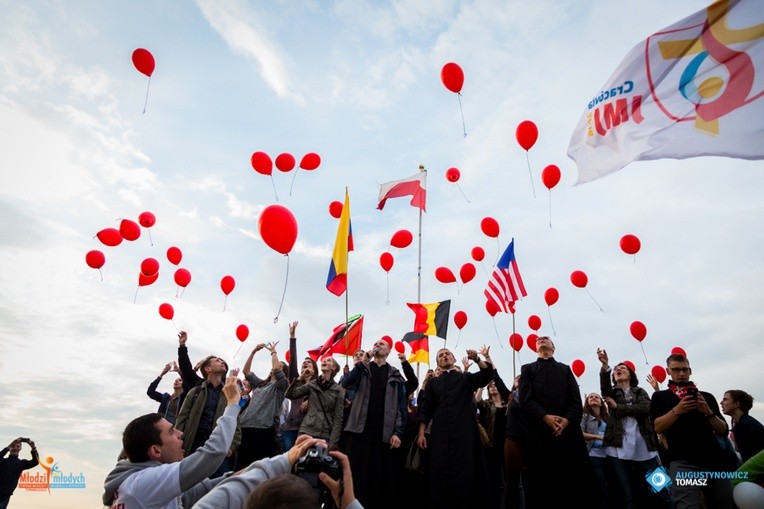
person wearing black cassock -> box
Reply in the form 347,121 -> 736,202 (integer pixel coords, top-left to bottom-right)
417,348 -> 493,509
520,336 -> 594,507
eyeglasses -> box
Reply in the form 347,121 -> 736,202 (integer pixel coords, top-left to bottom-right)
669,367 -> 691,373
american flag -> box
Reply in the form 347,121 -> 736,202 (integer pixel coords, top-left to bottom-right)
484,238 -> 527,313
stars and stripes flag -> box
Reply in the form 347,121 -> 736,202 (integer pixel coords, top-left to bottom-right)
484,238 -> 527,314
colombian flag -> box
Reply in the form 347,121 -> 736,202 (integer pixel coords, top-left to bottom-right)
407,300 -> 450,339
326,189 -> 353,296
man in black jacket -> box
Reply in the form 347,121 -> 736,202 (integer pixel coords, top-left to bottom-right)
0,437 -> 39,509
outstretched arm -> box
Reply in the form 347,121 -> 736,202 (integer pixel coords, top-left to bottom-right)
242,343 -> 265,376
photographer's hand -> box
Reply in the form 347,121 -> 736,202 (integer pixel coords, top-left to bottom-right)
287,435 -> 321,466
322,451 -> 356,509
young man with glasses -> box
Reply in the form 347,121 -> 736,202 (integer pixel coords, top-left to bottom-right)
650,353 -> 733,508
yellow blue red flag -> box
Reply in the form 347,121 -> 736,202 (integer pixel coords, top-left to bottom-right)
326,189 -> 353,296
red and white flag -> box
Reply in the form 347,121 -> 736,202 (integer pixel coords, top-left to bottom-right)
568,0 -> 764,184
377,170 -> 426,211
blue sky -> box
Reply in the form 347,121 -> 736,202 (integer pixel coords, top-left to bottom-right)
1,1 -> 762,506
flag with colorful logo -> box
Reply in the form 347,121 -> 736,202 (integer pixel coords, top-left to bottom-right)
308,314 -> 364,361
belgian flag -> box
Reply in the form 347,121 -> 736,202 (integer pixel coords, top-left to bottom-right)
407,300 -> 450,339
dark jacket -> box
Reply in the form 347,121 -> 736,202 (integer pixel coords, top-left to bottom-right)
285,378 -> 345,448
342,361 -> 406,441
176,380 -> 242,454
599,368 -> 659,451
146,376 -> 186,425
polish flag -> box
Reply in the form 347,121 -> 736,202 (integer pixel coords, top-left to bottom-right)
377,171 -> 426,211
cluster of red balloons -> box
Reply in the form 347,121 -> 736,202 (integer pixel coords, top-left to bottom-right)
87,212 -> 157,275
251,151 -> 321,176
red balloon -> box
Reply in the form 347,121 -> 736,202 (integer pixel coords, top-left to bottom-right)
328,201 -> 343,219
454,310 -> 467,330
274,153 -> 296,172
379,252 -> 394,272
258,205 -> 298,255
544,287 -> 559,306
220,275 -> 236,295
541,164 -> 561,189
445,167 -> 461,182
139,271 -> 159,287
485,300 -> 500,317
623,360 -> 636,373
509,333 -> 523,352
459,263 -> 476,284
140,257 -> 159,277
285,350 -> 291,363
166,246 -> 182,265
630,321 -> 647,342
236,324 -> 249,342
471,246 -> 485,262
571,359 -> 586,377
299,152 -> 321,170
435,266 -> 456,284
515,120 -> 539,151
528,315 -> 542,331
394,341 -> 405,354
671,346 -> 687,357
651,365 -> 667,384
390,229 -> 413,249
480,217 -> 500,238
158,303 -> 174,320
440,62 -> 464,93
570,270 -> 588,288
119,219 -> 141,241
96,228 -> 122,247
85,250 -> 105,269
250,151 -> 273,176
527,334 -> 538,352
132,48 -> 155,77
174,268 -> 191,288
620,234 -> 641,255
138,211 -> 156,228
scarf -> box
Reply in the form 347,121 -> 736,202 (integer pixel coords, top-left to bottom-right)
668,379 -> 697,399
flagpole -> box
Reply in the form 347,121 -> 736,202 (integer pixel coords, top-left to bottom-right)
417,166 -> 426,379
512,312 -> 516,380
344,186 -> 350,367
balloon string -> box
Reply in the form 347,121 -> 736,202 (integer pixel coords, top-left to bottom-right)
233,342 -> 245,360
171,319 -> 178,333
525,151 -> 536,198
289,170 -> 299,196
491,318 -> 504,349
386,273 -> 390,305
223,295 -> 228,312
456,183 -> 471,203
495,237 -> 500,265
270,175 -> 279,202
142,77 -> 151,115
633,255 -> 636,265
640,342 -> 649,365
548,190 -> 553,229
456,281 -> 461,295
454,329 -> 462,349
99,268 -> 104,282
148,229 -> 154,247
457,93 -> 467,138
585,289 -> 605,312
547,307 -> 557,336
133,285 -> 140,304
273,255 -> 290,323
480,261 -> 489,278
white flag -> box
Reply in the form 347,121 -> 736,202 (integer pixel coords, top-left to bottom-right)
568,0 -> 764,184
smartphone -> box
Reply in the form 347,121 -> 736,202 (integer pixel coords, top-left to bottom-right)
686,387 -> 698,399
19,438 -> 30,443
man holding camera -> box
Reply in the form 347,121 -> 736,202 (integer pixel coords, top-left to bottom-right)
0,437 -> 39,509
651,353 -> 733,508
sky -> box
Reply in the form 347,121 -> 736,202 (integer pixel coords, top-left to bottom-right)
1,0 -> 762,507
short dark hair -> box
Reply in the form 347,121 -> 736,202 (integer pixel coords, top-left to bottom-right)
612,362 -> 639,387
122,413 -> 163,462
245,473 -> 318,509
726,390 -> 754,413
666,353 -> 689,366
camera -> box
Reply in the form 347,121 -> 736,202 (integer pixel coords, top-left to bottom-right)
19,438 -> 30,443
686,387 -> 698,399
293,445 -> 341,507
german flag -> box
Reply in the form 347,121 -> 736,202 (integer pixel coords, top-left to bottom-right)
402,331 -> 429,365
407,300 -> 450,339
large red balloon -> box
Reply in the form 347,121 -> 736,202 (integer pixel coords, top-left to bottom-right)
299,152 -> 321,171
454,310 -> 467,330
651,365 -> 667,383
96,228 -> 122,247
620,234 -> 641,255
220,275 -> 236,295
379,252 -> 394,272
516,120 -> 538,151
440,62 -> 464,93
251,151 -> 273,176
394,341 -> 405,354
527,334 -> 538,352
119,219 -> 141,241
671,346 -> 687,357
544,287 -> 559,306
132,48 -> 155,77
480,217 -> 500,238
485,300 -> 500,317
174,268 -> 191,288
528,315 -> 542,331
471,246 -> 485,262
445,168 -> 460,182
435,266 -> 456,284
166,246 -> 182,265
541,164 -> 561,189
630,321 -> 647,342
85,250 -> 105,269
236,324 -> 249,342
258,205 -> 298,255
571,359 -> 586,377
459,263 -> 476,284
275,153 -> 296,172
139,271 -> 159,287
390,229 -> 413,249
138,211 -> 156,228
509,333 -> 523,352
328,201 -> 343,219
570,270 -> 588,288
140,257 -> 159,277
158,303 -> 174,320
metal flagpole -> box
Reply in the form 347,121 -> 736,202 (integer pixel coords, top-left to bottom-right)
344,187 -> 350,367
416,166 -> 425,379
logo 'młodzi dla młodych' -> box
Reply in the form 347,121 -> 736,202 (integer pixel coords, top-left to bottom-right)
18,454 -> 86,493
